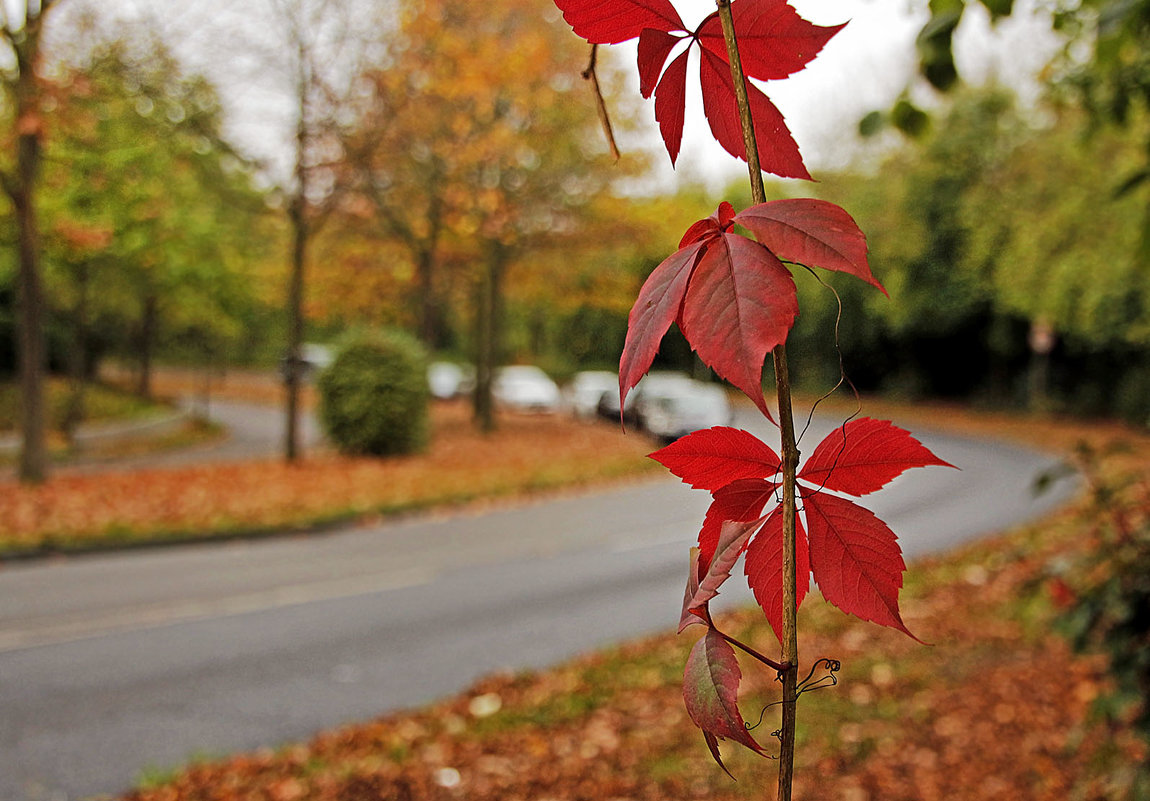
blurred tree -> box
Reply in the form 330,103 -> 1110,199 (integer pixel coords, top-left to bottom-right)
39,36 -> 273,406
341,0 -> 629,431
0,0 -> 64,483
259,0 -> 370,463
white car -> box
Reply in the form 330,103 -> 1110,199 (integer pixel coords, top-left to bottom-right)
636,379 -> 733,441
428,361 -> 475,400
492,365 -> 561,413
565,370 -> 617,420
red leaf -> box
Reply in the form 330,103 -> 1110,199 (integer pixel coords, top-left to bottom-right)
698,479 -> 778,571
618,239 -> 708,412
798,418 -> 955,497
680,547 -> 705,632
679,232 -> 798,416
553,0 -> 686,44
698,47 -> 810,180
745,506 -> 810,643
681,518 -> 763,631
683,628 -> 763,756
680,201 -> 735,248
734,199 -> 885,294
696,0 -> 845,82
651,426 -> 781,491
653,48 -> 690,166
638,28 -> 683,99
802,490 -> 919,640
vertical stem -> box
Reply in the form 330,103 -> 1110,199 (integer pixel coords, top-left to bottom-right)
715,3 -> 800,799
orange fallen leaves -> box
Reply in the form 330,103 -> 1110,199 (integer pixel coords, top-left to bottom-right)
0,401 -> 658,553
116,406 -> 1149,801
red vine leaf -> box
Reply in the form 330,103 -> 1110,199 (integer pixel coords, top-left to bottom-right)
638,28 -> 684,99
653,48 -> 691,165
556,0 -> 842,176
618,239 -> 707,413
799,418 -> 956,496
744,506 -> 809,643
697,479 -> 778,574
679,232 -> 798,416
802,489 -> 920,640
553,0 -> 685,44
650,426 -> 781,491
683,628 -> 763,765
734,199 -> 884,293
695,0 -> 845,82
698,46 -> 810,179
681,518 -> 763,630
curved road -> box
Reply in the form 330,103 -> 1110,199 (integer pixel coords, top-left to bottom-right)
0,407 -> 1077,800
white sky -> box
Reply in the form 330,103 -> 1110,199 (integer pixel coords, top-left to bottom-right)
48,0 -> 1062,194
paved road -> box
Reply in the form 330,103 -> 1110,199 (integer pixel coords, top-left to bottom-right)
0,409 -> 1077,800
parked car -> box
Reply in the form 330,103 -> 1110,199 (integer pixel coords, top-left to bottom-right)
427,361 -> 476,400
492,365 -> 561,413
599,371 -> 691,427
634,379 -> 734,442
565,370 -> 617,420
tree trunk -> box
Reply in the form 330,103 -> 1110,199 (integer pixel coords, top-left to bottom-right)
416,247 -> 445,349
136,290 -> 158,399
11,34 -> 47,483
284,192 -> 307,462
472,242 -> 507,433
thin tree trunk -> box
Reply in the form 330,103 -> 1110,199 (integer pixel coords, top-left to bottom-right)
284,191 -> 307,462
136,291 -> 158,400
715,3 -> 801,798
11,38 -> 47,483
472,242 -> 507,433
13,167 -> 46,481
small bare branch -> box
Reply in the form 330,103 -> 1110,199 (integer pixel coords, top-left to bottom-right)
581,44 -> 620,162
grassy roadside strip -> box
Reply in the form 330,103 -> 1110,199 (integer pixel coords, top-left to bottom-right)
0,402 -> 662,557
120,406 -> 1148,801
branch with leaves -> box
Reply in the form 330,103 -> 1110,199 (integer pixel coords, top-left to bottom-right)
552,0 -> 956,796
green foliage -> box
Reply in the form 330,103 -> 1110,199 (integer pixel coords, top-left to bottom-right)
24,33 -> 279,377
318,330 -> 430,457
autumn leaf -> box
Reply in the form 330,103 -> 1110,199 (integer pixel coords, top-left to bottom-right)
733,199 -> 884,293
681,517 -> 764,630
697,478 -> 779,566
802,489 -> 921,641
554,0 -> 843,175
683,628 -> 764,775
798,417 -> 956,496
695,0 -> 845,82
553,0 -> 686,45
650,426 -> 780,491
745,507 -> 809,642
697,45 -> 809,179
679,229 -> 798,413
620,199 -> 876,420
617,238 -> 707,415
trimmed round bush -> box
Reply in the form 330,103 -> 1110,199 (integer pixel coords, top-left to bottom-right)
318,330 -> 430,456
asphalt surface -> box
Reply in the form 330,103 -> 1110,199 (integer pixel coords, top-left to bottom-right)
0,405 -> 1078,800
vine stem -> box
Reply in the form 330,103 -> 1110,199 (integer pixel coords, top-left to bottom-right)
715,3 -> 801,799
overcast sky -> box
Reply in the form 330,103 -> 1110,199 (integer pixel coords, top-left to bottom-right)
48,0 -> 1061,194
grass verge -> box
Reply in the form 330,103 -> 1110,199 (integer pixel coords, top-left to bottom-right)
118,406 -> 1148,801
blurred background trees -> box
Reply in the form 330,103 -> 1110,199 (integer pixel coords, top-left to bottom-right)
1,0 -> 1150,481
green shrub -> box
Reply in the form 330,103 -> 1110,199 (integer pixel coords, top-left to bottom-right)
318,330 -> 430,456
